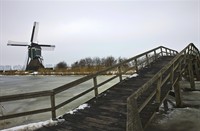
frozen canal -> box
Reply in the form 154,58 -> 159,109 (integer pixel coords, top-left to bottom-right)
1,76 -> 200,131
0,75 -> 120,130
146,81 -> 200,131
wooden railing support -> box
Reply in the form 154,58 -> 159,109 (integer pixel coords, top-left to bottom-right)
146,54 -> 149,66
194,58 -> 200,80
50,93 -> 56,119
118,66 -> 122,82
93,77 -> 98,97
163,99 -> 169,111
165,48 -> 167,56
156,76 -> 162,103
135,59 -> 138,73
154,50 -> 157,60
173,78 -> 182,107
188,57 -> 195,89
0,45 -> 187,122
161,48 -> 163,56
127,97 -> 143,131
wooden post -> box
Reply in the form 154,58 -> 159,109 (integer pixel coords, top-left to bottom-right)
194,59 -> 200,80
163,99 -> 169,111
154,50 -> 157,60
161,48 -> 163,57
170,64 -> 174,84
127,97 -> 143,131
51,94 -> 56,120
156,76 -> 162,103
135,59 -> 139,73
174,80 -> 182,107
118,66 -> 122,82
146,54 -> 149,66
165,48 -> 167,56
93,77 -> 98,97
188,58 -> 195,89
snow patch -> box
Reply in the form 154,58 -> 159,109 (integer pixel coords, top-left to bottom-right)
157,107 -> 199,124
2,119 -> 58,131
128,73 -> 139,78
30,72 -> 38,75
66,104 -> 90,114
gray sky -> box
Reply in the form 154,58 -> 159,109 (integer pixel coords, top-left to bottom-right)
0,0 -> 199,67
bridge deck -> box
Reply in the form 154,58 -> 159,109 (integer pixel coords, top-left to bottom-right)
37,56 -> 174,131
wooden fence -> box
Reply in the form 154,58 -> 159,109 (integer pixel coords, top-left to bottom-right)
126,43 -> 200,131
0,46 -> 178,121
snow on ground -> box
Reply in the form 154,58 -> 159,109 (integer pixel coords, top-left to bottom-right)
146,81 -> 200,131
158,107 -> 200,124
1,119 -> 58,131
65,103 -> 90,114
128,73 -> 139,78
1,104 -> 90,131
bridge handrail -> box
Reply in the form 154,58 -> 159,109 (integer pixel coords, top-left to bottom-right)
0,45 -> 177,121
127,43 -> 200,130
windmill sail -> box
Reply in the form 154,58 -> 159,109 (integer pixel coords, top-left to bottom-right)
7,40 -> 29,46
39,44 -> 55,47
7,21 -> 55,71
31,22 -> 39,43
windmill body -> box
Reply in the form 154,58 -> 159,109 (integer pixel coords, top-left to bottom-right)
7,22 -> 55,71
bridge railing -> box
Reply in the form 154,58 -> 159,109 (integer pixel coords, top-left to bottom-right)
127,43 -> 200,131
0,46 -> 178,121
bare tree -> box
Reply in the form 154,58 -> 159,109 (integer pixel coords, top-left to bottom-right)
55,61 -> 68,69
104,56 -> 117,67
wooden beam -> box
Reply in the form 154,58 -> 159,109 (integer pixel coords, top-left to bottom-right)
93,77 -> 98,97
188,57 -> 195,89
127,97 -> 143,131
173,79 -> 182,107
194,59 -> 200,80
51,94 -> 56,119
118,66 -> 123,82
156,77 -> 162,103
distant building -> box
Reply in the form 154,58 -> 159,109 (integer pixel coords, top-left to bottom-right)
0,65 -> 4,71
13,65 -> 23,70
4,65 -> 12,71
45,64 -> 54,68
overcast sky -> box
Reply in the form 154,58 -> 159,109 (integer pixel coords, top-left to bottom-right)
0,0 -> 199,67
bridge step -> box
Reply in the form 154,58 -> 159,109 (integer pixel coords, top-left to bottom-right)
36,56 -> 174,131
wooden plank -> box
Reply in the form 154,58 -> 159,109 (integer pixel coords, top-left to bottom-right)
0,90 -> 53,102
0,108 -> 51,120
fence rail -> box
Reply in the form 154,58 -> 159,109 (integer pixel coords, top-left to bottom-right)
0,46 -> 178,121
126,43 -> 200,131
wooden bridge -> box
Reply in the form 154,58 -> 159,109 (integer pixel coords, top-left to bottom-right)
1,43 -> 200,131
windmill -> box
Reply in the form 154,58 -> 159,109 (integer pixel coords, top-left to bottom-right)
7,22 -> 55,71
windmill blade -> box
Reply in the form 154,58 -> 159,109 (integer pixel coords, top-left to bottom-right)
7,40 -> 29,46
39,44 -> 55,47
30,22 -> 39,43
39,44 -> 55,51
41,46 -> 55,51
